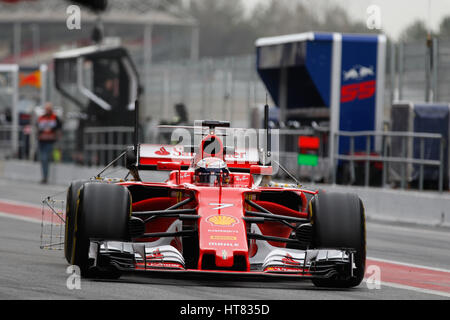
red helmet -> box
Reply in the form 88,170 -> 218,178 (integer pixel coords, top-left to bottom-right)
194,157 -> 230,185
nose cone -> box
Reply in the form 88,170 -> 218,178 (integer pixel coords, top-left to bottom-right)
196,188 -> 249,270
216,249 -> 234,267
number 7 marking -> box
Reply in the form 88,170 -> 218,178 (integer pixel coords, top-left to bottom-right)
209,203 -> 234,210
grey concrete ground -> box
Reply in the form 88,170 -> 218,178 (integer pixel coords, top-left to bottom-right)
0,178 -> 449,300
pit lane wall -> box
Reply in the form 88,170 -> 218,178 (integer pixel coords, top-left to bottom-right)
306,183 -> 450,228
1,159 -> 449,228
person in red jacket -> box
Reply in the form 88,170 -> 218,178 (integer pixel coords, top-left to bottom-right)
37,102 -> 61,184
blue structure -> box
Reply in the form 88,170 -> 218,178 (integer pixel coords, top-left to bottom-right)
392,102 -> 450,187
255,32 -> 386,159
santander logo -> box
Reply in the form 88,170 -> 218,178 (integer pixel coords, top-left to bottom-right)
155,146 -> 170,156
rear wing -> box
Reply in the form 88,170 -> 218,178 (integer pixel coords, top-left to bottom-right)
136,110 -> 272,173
137,144 -> 260,172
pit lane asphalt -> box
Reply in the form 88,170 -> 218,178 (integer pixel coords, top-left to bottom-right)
0,178 -> 449,300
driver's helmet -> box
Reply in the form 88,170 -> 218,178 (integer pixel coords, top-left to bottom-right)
194,157 -> 230,185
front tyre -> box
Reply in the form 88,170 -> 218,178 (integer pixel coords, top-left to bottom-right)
70,182 -> 131,278
64,180 -> 92,264
310,192 -> 366,288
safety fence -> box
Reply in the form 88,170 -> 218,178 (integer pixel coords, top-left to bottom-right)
0,123 -> 447,192
72,126 -> 447,192
132,37 -> 450,129
1,38 -> 449,193
397,37 -> 450,103
138,55 -> 271,129
82,126 -> 135,167
331,131 -> 446,192
0,124 -> 26,160
0,125 -> 13,159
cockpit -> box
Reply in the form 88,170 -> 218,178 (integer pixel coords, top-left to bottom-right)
193,157 -> 230,186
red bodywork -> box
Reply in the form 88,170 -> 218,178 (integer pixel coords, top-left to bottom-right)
115,132 -> 315,273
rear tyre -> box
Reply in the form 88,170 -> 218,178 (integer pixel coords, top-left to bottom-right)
70,182 -> 131,278
310,192 -> 366,288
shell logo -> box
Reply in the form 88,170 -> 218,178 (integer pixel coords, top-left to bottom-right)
207,215 -> 238,227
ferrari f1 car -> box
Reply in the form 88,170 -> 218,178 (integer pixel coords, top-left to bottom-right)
63,119 -> 366,288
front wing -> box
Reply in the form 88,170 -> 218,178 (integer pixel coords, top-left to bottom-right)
90,240 -> 356,281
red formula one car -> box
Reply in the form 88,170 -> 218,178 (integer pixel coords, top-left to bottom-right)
63,120 -> 366,288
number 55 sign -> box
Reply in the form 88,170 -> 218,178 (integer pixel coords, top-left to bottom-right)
341,80 -> 376,103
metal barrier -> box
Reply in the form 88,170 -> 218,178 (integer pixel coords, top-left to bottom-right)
0,124 -> 28,160
82,125 -> 325,170
125,38 -> 450,129
396,37 -> 450,103
275,128 -> 329,182
140,55 -> 269,128
83,125 -> 180,166
77,126 -> 448,193
0,125 -> 13,159
83,126 -> 134,166
331,131 -> 445,192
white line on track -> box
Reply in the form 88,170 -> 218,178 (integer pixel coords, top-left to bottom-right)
0,198 -> 43,209
0,211 -> 42,224
367,222 -> 450,236
368,256 -> 450,274
362,279 -> 450,298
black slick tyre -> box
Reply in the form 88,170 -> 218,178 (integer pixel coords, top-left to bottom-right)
309,192 -> 366,288
64,180 -> 91,264
69,182 -> 131,278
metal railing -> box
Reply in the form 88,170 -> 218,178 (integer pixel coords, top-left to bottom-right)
275,128 -> 329,182
83,126 -> 134,166
0,125 -> 14,159
396,37 -> 450,103
0,124 -> 28,160
331,131 -> 446,192
32,125 -> 448,193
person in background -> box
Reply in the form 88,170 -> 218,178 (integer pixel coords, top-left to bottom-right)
37,102 -> 61,184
